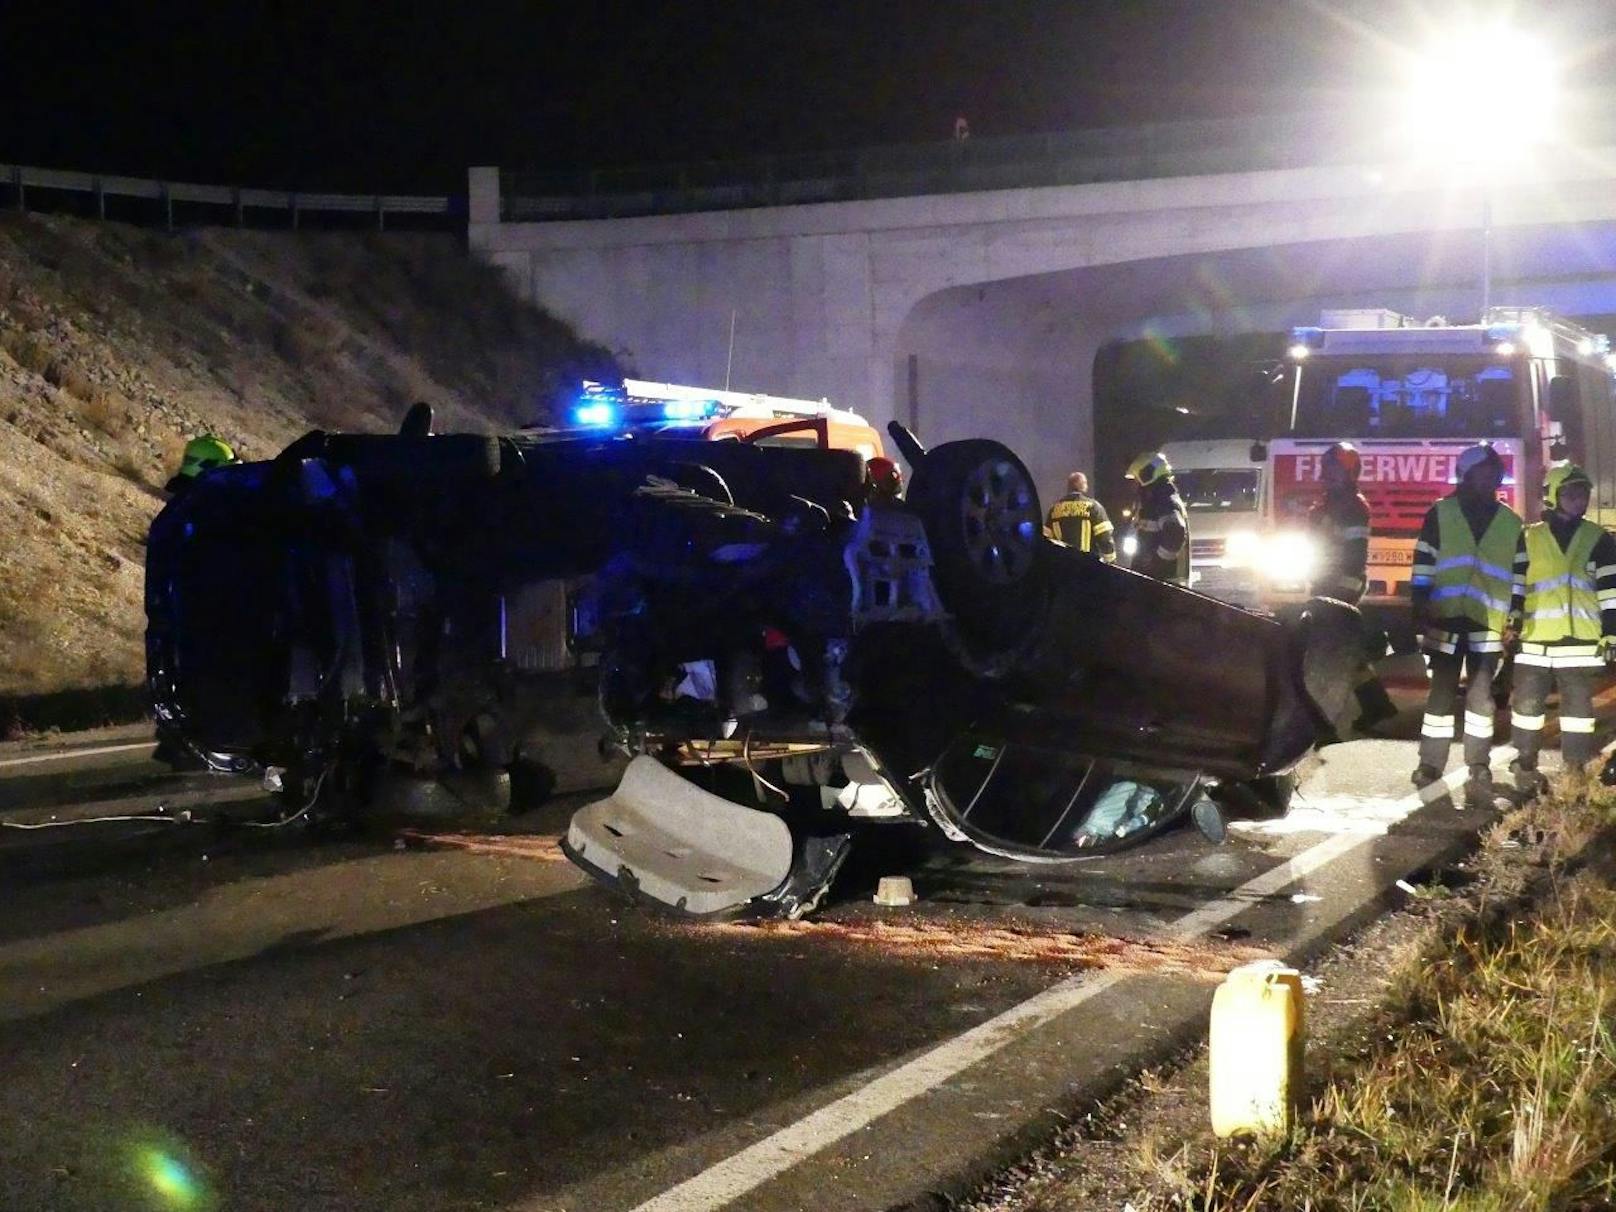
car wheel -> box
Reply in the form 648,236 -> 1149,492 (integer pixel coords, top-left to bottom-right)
906,439 -> 1045,651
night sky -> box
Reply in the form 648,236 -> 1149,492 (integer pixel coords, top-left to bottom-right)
5,1 -> 1615,194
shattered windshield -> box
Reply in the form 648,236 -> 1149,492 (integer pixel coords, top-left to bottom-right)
1292,356 -> 1522,439
1173,469 -> 1259,512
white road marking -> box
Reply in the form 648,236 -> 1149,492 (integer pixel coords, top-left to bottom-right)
622,745 -> 1500,1212
0,741 -> 153,770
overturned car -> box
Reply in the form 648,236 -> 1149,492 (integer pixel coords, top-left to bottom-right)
146,407 -> 1360,917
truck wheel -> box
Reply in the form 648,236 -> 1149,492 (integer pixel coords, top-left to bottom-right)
907,439 -> 1045,651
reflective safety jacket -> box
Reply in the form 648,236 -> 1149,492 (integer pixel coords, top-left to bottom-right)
1306,487 -> 1371,604
1506,515 -> 1616,666
1044,492 -> 1116,561
1522,519 -> 1603,643
1132,481 -> 1188,584
1412,495 -> 1523,641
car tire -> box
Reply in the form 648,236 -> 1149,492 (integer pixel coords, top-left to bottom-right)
906,439 -> 1046,652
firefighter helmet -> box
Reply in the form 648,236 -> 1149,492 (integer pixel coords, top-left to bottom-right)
865,455 -> 902,497
1455,443 -> 1503,481
176,435 -> 237,480
1543,462 -> 1593,509
1126,451 -> 1172,487
1322,441 -> 1361,482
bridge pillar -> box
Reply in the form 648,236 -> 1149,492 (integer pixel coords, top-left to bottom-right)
469,166 -> 501,226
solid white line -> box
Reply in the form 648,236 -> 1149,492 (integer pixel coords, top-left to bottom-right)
626,769 -> 1456,1212
0,741 -> 154,771
629,972 -> 1133,1212
624,689 -> 1616,1212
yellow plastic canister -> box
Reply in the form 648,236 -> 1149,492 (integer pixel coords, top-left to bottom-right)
1208,959 -> 1306,1138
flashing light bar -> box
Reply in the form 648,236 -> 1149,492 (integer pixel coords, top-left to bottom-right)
661,399 -> 715,421
573,402 -> 618,427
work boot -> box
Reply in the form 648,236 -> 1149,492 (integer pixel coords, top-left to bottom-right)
1510,759 -> 1548,801
1464,764 -> 1495,810
1352,682 -> 1398,735
1411,764 -> 1443,790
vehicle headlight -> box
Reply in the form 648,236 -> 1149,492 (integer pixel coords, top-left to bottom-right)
1121,534 -> 1139,558
1223,530 -> 1262,568
1258,531 -> 1319,584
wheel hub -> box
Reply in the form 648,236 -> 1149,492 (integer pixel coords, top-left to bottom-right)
959,459 -> 1039,584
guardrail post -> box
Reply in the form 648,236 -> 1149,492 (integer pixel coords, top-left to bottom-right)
233,187 -> 243,227
13,166 -> 23,212
162,182 -> 173,231
94,176 -> 106,219
290,192 -> 299,231
376,196 -> 386,232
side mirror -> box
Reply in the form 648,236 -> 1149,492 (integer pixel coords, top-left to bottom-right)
1548,375 -> 1578,422
1249,441 -> 1269,462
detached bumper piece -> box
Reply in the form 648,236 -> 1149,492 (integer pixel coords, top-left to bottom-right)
564,755 -> 850,919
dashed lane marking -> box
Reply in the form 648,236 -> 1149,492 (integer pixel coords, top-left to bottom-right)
0,741 -> 154,770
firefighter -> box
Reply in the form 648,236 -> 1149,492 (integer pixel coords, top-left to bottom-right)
164,434 -> 237,496
1507,464 -> 1616,796
1125,451 -> 1188,584
1408,443 -> 1524,806
1307,441 -> 1396,732
1044,471 -> 1116,562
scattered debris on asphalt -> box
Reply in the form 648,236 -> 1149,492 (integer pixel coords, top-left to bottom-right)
707,918 -> 1272,976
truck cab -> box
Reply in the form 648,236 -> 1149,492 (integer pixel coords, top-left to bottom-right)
1157,438 -> 1269,609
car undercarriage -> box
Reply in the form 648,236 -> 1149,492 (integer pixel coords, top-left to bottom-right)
146,412 -> 1361,917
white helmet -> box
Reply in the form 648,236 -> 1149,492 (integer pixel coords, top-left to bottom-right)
1455,443 -> 1502,480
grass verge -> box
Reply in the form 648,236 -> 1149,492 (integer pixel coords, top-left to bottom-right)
1130,780 -> 1616,1212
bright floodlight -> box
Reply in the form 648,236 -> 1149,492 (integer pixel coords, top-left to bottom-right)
1398,24 -> 1560,162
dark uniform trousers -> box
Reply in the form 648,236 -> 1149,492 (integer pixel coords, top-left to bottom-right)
1512,664 -> 1599,768
1418,634 -> 1500,772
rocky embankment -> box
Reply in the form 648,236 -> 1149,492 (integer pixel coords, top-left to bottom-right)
0,213 -> 612,709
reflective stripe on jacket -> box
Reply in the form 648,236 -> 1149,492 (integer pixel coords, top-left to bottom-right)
1522,518 -> 1603,644
1430,496 -> 1522,635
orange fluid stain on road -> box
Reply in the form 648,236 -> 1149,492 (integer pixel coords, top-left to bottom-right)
705,918 -> 1272,977
397,830 -> 568,862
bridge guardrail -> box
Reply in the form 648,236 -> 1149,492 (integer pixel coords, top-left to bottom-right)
500,102 -> 1616,223
2,162 -> 454,231
502,111 -> 1368,222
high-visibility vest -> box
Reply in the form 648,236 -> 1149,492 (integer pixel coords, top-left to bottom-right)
1045,494 -> 1109,553
1522,519 -> 1602,643
1430,496 -> 1521,634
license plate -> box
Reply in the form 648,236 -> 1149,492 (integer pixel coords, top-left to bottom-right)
1370,546 -> 1414,566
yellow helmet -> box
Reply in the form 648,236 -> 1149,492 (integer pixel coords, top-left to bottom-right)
1543,462 -> 1592,509
177,434 -> 237,480
1126,450 -> 1172,487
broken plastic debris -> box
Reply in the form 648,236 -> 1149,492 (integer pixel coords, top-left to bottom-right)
1289,892 -> 1322,904
874,876 -> 916,907
1395,879 -> 1419,896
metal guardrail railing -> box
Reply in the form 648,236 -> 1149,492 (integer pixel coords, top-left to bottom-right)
502,111 -> 1368,222
501,103 -> 1616,223
1,162 -> 454,231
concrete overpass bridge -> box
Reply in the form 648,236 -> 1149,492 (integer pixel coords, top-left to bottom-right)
467,117 -> 1616,499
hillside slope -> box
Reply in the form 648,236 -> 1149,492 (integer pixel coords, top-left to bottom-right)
0,213 -> 615,698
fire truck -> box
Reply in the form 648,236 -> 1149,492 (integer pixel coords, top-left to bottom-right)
1207,308 -> 1616,636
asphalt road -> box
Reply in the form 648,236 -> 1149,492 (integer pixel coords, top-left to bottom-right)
0,664 -> 1601,1212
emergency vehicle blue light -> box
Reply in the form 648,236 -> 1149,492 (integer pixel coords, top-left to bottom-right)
661,399 -> 715,421
574,403 -> 618,427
